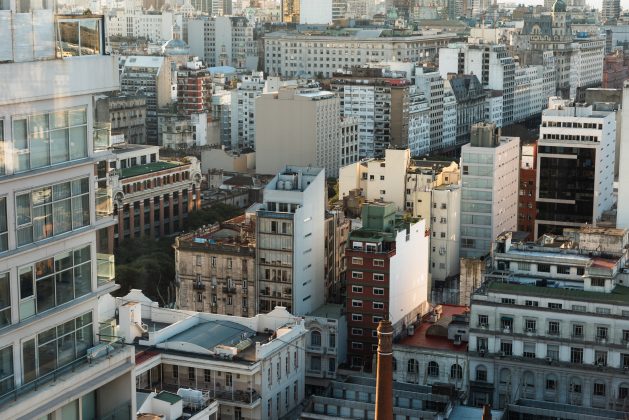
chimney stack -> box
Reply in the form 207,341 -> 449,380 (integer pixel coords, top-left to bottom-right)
375,319 -> 393,420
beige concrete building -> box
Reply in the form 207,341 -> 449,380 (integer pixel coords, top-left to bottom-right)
95,94 -> 147,145
324,208 -> 351,303
255,86 -> 342,177
174,214 -> 257,316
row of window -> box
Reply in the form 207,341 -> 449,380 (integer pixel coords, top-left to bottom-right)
351,286 -> 385,295
350,257 -> 384,266
350,313 -> 384,324
351,271 -> 385,281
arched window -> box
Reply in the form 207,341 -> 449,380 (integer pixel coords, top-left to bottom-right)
476,365 -> 487,382
427,361 -> 439,377
407,358 -> 418,374
450,364 -> 463,380
311,330 -> 321,347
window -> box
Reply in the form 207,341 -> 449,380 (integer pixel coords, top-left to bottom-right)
523,342 -> 536,358
21,312 -> 92,384
352,328 -> 363,336
310,329 -> 323,347
594,382 -> 606,396
372,316 -> 383,323
570,347 -> 583,364
501,298 -> 515,305
557,265 -> 570,274
352,313 -> 362,321
500,341 -> 512,356
294,381 -> 298,402
373,273 -> 384,281
294,351 -> 298,369
351,257 -> 363,265
0,345 -> 13,395
576,267 -> 585,275
351,300 -> 363,308
351,271 -> 363,279
373,287 -> 384,295
195,255 -> 202,266
16,178 -> 90,247
547,345 -> 559,361
623,330 -> 629,343
352,285 -> 363,293
595,350 -> 607,366
525,319 -> 536,332
622,354 -> 629,368
373,302 -> 384,310
450,364 -> 462,380
172,365 -> 178,379
329,333 -> 336,348
12,108 -> 88,173
188,367 -> 195,381
0,198 -> 6,253
373,259 -> 384,267
211,257 -> 216,267
547,321 -> 560,336
572,305 -> 586,312
573,324 -> 584,338
518,262 -> 531,271
478,314 -> 488,327
0,272 -> 10,328
537,264 -> 550,273
596,307 -> 610,315
18,245 -> 91,320
285,356 -> 289,375
548,302 -> 562,310
427,361 -> 439,377
276,361 -> 281,380
592,278 -> 605,287
500,317 -> 513,331
267,367 -> 272,386
351,342 -> 363,350
546,376 -> 557,391
407,359 -> 419,374
476,366 -> 487,382
56,18 -> 102,57
204,369 -> 211,383
525,300 -> 538,307
596,326 -> 608,340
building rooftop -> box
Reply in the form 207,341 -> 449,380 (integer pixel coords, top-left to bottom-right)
119,161 -> 183,179
486,282 -> 629,305
166,319 -> 256,351
175,215 -> 255,253
154,391 -> 181,405
111,144 -> 157,154
308,303 -> 344,320
397,305 -> 469,353
123,55 -> 165,69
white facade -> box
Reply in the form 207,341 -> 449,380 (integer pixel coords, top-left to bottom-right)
106,9 -> 178,42
256,167 -> 326,316
0,10 -> 136,419
460,129 -> 520,258
255,87 -> 342,177
442,83 -> 457,150
430,185 -> 461,282
304,304 -> 347,382
263,31 -> 458,78
617,81 -> 629,229
568,38 -> 606,100
230,72 -> 265,150
340,117 -> 360,167
299,0 -> 333,24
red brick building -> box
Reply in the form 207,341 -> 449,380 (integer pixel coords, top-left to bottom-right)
518,142 -> 537,240
177,65 -> 212,120
603,50 -> 629,89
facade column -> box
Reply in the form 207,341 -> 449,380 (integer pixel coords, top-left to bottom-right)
188,190 -> 194,213
178,190 -> 184,229
139,200 -> 145,238
107,225 -> 115,254
117,205 -> 125,243
159,195 -> 165,238
149,198 -> 156,239
129,201 -> 135,239
168,193 -> 174,234
195,186 -> 201,210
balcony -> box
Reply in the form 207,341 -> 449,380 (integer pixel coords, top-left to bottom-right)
93,122 -> 113,152
95,186 -> 114,220
97,253 -> 115,286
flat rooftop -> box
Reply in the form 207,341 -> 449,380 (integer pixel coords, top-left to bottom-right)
308,303 -> 344,319
486,282 -> 629,305
397,305 -> 468,353
119,161 -> 183,179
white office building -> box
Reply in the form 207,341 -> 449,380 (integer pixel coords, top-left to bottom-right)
256,166 -> 326,316
0,9 -> 136,419
299,0 -> 333,24
106,9 -> 179,42
460,122 -> 520,259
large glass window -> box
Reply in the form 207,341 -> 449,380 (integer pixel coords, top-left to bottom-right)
0,345 -> 13,396
0,272 -> 10,328
16,178 -> 90,247
56,18 -> 102,58
21,312 -> 93,384
0,197 -> 6,252
12,108 -> 87,173
19,245 -> 92,320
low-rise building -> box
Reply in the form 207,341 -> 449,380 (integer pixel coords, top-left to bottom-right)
95,94 -> 147,145
304,303 -> 347,390
393,305 -> 469,393
117,294 -> 307,420
468,227 -> 629,416
174,214 -> 257,317
107,144 -> 202,247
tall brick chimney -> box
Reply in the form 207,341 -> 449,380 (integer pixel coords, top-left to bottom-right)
375,319 -> 393,420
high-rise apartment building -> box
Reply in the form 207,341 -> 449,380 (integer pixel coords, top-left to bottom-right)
602,0 -> 621,22
518,142 -> 537,240
345,202 -> 430,370
281,0 -> 300,22
256,86 -> 342,177
188,16 -> 258,71
256,166 -> 326,316
0,9 -> 135,419
230,72 -> 265,151
460,123 -> 520,258
536,98 -> 616,237
120,56 -> 175,145
177,60 -> 212,120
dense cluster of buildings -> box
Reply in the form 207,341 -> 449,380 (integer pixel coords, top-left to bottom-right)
7,0 -> 629,419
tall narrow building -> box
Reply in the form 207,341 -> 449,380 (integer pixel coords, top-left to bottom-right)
0,7 -> 135,419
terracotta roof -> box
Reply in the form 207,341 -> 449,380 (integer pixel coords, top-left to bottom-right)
397,305 -> 469,353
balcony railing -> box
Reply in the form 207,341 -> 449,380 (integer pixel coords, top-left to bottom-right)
97,253 -> 115,286
95,186 -> 113,220
93,122 -> 113,152
0,337 -> 127,406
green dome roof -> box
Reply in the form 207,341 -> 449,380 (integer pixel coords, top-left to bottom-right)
552,0 -> 566,12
